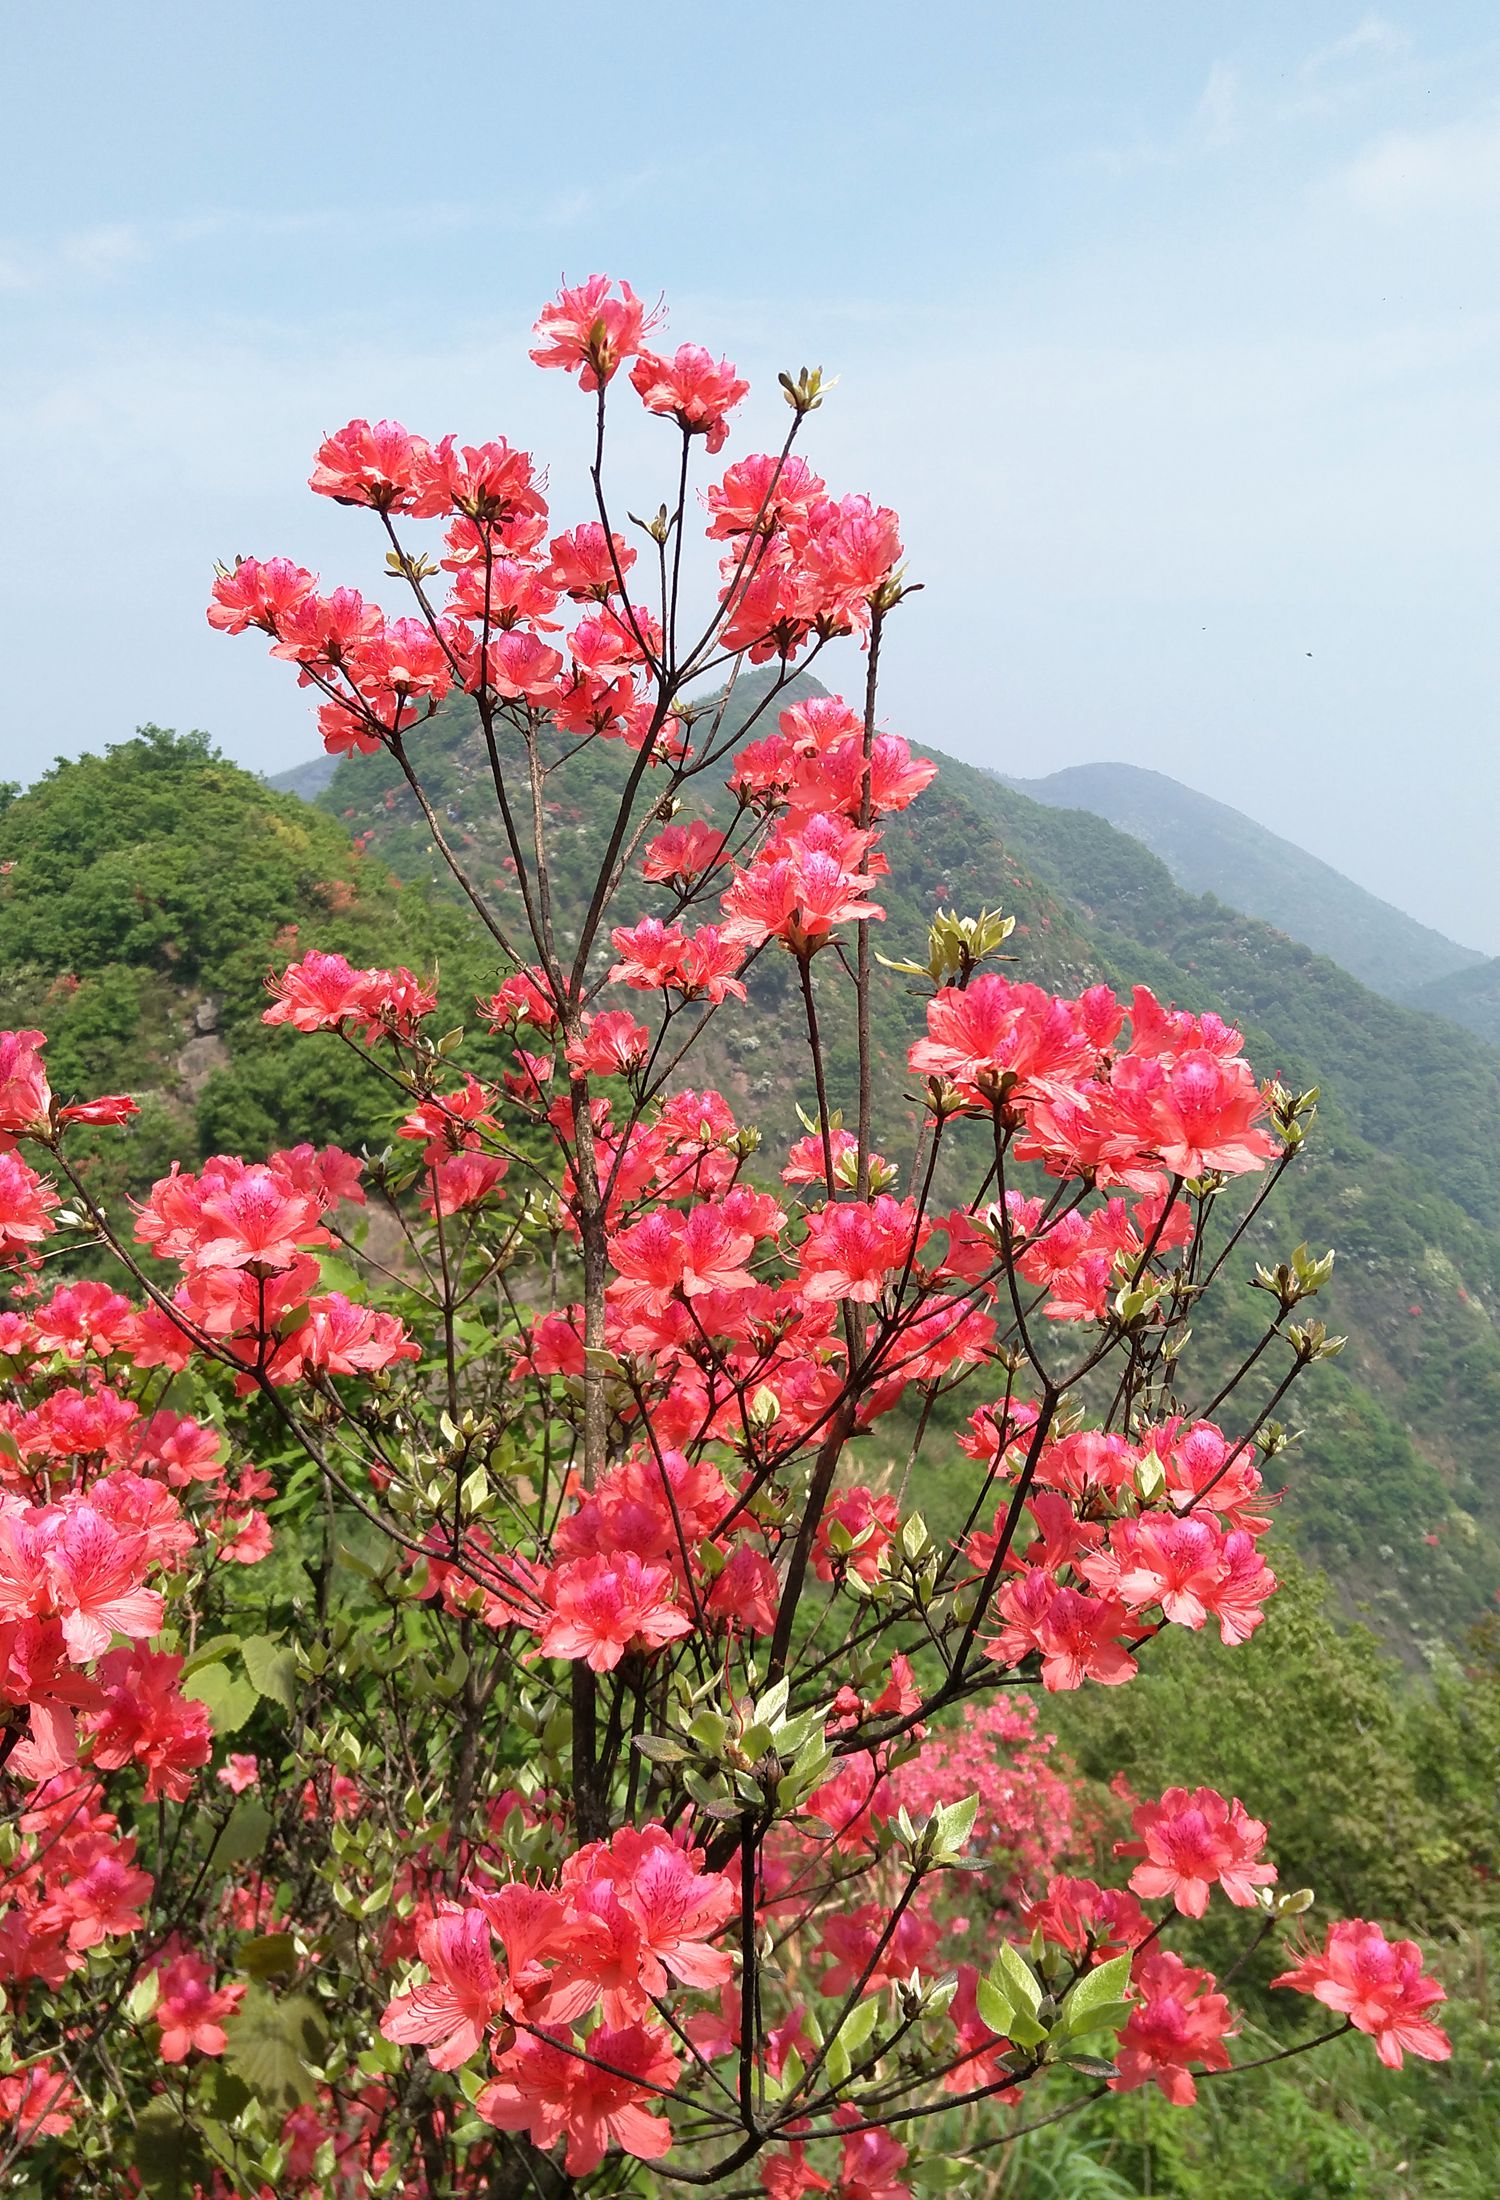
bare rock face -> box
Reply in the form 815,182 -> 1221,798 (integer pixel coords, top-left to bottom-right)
175,1033 -> 229,1099
194,995 -> 222,1035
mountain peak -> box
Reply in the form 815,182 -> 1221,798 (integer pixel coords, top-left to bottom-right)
1003,759 -> 1482,1000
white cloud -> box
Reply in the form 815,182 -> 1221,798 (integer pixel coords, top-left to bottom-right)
1194,60 -> 1240,148
1275,15 -> 1413,122
1301,15 -> 1409,78
1337,101 -> 1500,213
1092,59 -> 1243,173
0,186 -> 638,299
60,223 -> 149,278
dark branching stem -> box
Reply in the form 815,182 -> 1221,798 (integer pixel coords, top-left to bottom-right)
854,604 -> 884,1199
766,1404 -> 856,1685
797,952 -> 839,1197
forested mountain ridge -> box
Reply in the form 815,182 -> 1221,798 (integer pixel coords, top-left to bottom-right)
1004,758 -> 1483,1000
1400,954 -> 1500,1046
8,705 -> 1500,1641
294,670 -> 1500,1642
11,707 -> 1500,2187
0,727 -> 508,1198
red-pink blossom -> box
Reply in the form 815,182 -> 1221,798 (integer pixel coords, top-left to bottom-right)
206,555 -> 317,636
530,276 -> 658,390
309,418 -> 448,515
705,453 -> 826,540
478,2018 -> 678,2173
1111,1949 -> 1234,2104
1116,1787 -> 1276,1918
538,1554 -> 693,1672
152,1943 -> 245,2062
798,1197 -> 919,1304
630,344 -> 748,452
380,1905 -> 504,2069
1273,1919 -> 1451,2068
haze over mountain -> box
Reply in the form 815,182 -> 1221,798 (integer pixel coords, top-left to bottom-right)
266,753 -> 341,804
1003,760 -> 1485,1002
1393,954 -> 1500,1050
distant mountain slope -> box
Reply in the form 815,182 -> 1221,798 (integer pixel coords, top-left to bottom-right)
275,678 -> 1500,1640
269,753 -> 339,802
18,708 -> 1500,1649
912,754 -> 1500,1639
1005,760 -> 1483,1000
1399,957 -> 1500,1047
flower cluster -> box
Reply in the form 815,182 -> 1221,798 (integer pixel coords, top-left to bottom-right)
132,1144 -> 416,1382
1274,1919 -> 1451,2069
381,1825 -> 734,2170
0,1179 -> 276,2098
0,271 -> 1452,2190
971,1417 -> 1279,1690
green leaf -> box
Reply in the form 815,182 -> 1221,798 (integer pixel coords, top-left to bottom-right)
335,1540 -> 381,1582
180,1631 -> 242,1679
837,1996 -> 881,2055
316,1254 -> 364,1297
909,2159 -> 974,2191
224,1985 -> 327,2110
241,1633 -> 297,1711
932,1794 -> 979,1856
975,1977 -> 1013,2036
987,1946 -> 1047,2047
683,1766 -> 742,1819
1061,2053 -> 1121,2080
1061,1950 -> 1134,2034
754,1677 -> 791,1728
132,2098 -> 211,2199
238,1931 -> 298,1978
216,1798 -> 273,1867
1063,2000 -> 1132,2041
633,1733 -> 690,1764
204,2066 -> 252,2121
1003,2005 -> 1049,2050
776,1706 -> 824,1756
994,1940 -> 1042,2015
183,1660 -> 258,1736
269,1460 -> 320,1518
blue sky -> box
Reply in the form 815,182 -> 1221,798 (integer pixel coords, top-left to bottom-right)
6,3 -> 1500,944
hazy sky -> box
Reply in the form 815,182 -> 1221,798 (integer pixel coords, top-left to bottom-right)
5,4 -> 1500,946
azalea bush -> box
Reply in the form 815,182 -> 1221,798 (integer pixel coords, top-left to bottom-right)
0,277 -> 1454,2197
